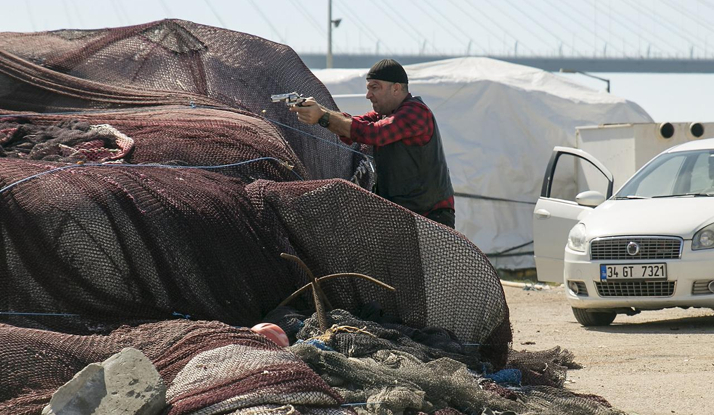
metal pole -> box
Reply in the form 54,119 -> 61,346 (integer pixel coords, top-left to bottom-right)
327,0 -> 333,68
559,69 -> 610,93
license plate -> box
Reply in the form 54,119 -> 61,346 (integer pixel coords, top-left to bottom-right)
600,264 -> 667,280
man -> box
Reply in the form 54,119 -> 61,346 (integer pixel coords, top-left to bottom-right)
290,59 -> 455,228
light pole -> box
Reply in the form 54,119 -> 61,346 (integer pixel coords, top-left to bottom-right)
559,68 -> 610,93
326,0 -> 342,68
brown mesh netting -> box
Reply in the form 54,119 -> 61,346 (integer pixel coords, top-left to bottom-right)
0,320 -> 348,415
0,20 -> 622,415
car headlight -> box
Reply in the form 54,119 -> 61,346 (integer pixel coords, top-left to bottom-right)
692,223 -> 714,250
567,223 -> 587,252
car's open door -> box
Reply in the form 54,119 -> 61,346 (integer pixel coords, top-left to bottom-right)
533,147 -> 614,283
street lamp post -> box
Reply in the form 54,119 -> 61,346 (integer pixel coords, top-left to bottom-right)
326,0 -> 342,68
559,68 -> 610,93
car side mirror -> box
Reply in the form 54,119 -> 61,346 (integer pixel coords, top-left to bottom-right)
576,190 -> 606,207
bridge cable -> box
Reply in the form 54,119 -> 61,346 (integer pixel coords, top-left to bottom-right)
482,0 -> 552,53
288,0 -> 326,38
444,0 -> 518,56
203,0 -> 228,29
503,0 -> 591,57
617,0 -> 692,55
408,1 -> 476,53
657,1 -> 713,52
380,1 -> 433,53
68,0 -> 86,27
61,0 -> 76,28
698,0 -> 714,12
554,0 -> 650,57
247,0 -> 286,43
337,1 -> 394,55
422,2 -> 489,54
671,1 -> 714,37
621,0 -> 706,51
508,0 -> 592,58
457,0 -> 536,55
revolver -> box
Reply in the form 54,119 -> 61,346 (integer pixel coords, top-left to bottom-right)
270,91 -> 306,107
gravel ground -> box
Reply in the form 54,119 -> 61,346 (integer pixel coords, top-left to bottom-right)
503,283 -> 714,415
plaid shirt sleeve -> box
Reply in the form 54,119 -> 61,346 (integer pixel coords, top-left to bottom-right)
344,98 -> 434,147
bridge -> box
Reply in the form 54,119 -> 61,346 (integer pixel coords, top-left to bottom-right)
300,53 -> 714,73
294,0 -> 714,74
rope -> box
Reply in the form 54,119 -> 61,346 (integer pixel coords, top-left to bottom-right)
488,251 -> 534,258
0,311 -> 79,317
454,192 -> 536,205
307,324 -> 377,343
263,117 -> 373,160
486,240 -> 534,258
0,310 -> 196,320
0,156 -> 303,195
341,402 -> 386,407
0,108 -> 153,118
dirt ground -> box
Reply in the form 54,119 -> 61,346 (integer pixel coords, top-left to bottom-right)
503,283 -> 714,415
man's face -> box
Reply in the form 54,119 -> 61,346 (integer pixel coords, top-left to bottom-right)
365,79 -> 394,115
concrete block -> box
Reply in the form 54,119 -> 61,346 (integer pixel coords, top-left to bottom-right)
42,347 -> 166,415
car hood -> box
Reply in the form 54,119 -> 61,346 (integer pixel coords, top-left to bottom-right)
582,197 -> 714,240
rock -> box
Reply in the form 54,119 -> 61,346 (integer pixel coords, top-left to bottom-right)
42,347 -> 166,415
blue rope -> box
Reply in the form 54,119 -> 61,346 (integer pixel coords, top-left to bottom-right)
0,108 -> 149,118
0,311 -> 80,317
0,310 -> 198,320
0,156 -> 303,195
295,338 -> 335,352
172,311 -> 192,320
484,368 -> 522,385
341,403 -> 385,407
263,117 -> 373,160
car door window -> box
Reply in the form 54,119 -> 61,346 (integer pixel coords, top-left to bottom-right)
550,154 -> 611,202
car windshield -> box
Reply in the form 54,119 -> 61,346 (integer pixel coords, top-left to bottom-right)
616,149 -> 714,199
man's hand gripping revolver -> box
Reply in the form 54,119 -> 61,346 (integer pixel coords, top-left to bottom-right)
273,92 -> 351,137
270,92 -> 306,107
273,92 -> 323,125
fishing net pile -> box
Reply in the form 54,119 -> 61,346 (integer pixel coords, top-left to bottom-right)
0,320 -> 349,415
0,20 -> 622,414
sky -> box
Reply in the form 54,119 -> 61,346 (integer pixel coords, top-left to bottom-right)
4,0 -> 714,122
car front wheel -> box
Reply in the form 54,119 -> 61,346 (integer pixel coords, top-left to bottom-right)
572,307 -> 616,326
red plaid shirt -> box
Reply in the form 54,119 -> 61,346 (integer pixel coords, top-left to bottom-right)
339,94 -> 454,213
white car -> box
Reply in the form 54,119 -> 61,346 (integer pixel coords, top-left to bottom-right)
533,139 -> 714,326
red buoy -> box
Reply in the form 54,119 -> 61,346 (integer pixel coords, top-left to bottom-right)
250,323 -> 289,347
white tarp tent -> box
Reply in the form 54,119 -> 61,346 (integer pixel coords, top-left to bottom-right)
313,57 -> 653,269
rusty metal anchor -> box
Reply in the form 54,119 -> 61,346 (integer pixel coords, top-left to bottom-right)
279,253 -> 396,332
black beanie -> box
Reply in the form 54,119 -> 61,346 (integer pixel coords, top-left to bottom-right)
366,59 -> 408,84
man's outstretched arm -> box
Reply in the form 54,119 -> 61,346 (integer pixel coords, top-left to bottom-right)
289,98 -> 352,138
